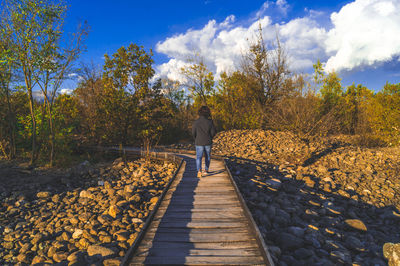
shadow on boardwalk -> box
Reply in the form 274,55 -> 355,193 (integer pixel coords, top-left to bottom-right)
143,154 -> 198,264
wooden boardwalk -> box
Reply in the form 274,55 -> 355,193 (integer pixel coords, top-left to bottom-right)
127,154 -> 271,265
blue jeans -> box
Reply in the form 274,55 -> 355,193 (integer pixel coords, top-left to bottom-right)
195,145 -> 211,172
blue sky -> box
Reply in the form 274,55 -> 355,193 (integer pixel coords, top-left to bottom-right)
63,0 -> 400,92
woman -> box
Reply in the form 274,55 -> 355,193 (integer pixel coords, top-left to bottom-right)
192,106 -> 217,178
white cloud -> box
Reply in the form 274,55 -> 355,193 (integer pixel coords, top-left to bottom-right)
325,0 -> 400,72
156,0 -> 400,81
156,13 -> 324,81
276,0 -> 289,15
60,88 -> 73,95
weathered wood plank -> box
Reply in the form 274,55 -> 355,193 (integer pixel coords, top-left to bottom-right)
157,207 -> 243,213
135,247 -> 262,257
164,195 -> 238,201
130,255 -> 265,265
136,240 -> 260,250
146,227 -> 249,234
155,211 -> 245,219
142,232 -> 255,243
156,221 -> 248,229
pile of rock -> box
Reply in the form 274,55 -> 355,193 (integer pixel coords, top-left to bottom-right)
0,158 -> 176,265
228,159 -> 400,265
213,129 -> 400,265
213,130 -> 400,208
213,129 -> 309,164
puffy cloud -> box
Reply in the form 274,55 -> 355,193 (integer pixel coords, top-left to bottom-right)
156,0 -> 400,82
60,88 -> 73,95
325,0 -> 400,71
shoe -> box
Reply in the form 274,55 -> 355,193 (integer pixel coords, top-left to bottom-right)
197,171 -> 202,178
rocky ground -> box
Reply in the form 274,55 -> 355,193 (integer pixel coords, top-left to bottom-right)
0,157 -> 177,265
171,129 -> 400,265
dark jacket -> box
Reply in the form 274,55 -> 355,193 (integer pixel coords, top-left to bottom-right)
192,116 -> 217,146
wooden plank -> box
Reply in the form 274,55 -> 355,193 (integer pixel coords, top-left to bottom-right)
164,195 -> 238,201
156,221 -> 248,229
137,240 -> 260,250
166,199 -> 240,205
159,202 -> 240,208
135,247 -> 262,257
157,207 -> 243,213
142,232 -> 255,243
155,211 -> 245,219
173,188 -> 235,193
146,227 -> 249,234
130,255 -> 265,265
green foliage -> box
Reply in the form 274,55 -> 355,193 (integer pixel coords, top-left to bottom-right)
180,57 -> 215,105
367,82 -> 400,146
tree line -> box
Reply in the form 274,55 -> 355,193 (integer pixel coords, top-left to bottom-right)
1,0 -> 399,166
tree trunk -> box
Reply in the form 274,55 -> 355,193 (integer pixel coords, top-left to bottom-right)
27,89 -> 37,165
4,81 -> 16,159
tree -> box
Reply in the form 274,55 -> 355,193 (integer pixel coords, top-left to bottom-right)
102,44 -> 155,145
368,82 -> 400,145
33,18 -> 88,165
0,11 -> 17,159
241,25 -> 292,127
211,71 -> 260,129
1,0 -> 87,165
341,83 -> 373,135
180,55 -> 214,106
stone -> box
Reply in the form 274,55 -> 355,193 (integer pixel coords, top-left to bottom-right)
345,235 -> 364,251
131,218 -> 143,223
87,245 -> 116,257
53,252 -> 68,262
383,243 -> 400,266
72,229 -> 84,239
37,191 -> 51,198
277,233 -> 304,250
16,253 -> 29,263
150,196 -> 159,204
79,190 -> 92,198
32,255 -> 46,264
103,258 -> 122,266
345,219 -> 367,231
108,205 -> 121,218
294,247 -> 314,259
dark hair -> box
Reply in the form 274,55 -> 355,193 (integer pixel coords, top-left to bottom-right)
198,106 -> 211,118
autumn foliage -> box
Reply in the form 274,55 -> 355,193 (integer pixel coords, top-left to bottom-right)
0,0 -> 399,166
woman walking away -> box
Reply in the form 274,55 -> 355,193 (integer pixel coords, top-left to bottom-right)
192,106 -> 217,178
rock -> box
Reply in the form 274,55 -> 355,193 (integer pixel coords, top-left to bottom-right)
287,226 -> 305,238
108,205 -> 121,218
345,235 -> 364,251
53,252 -> 68,262
266,178 -> 282,189
37,191 -> 51,198
16,253 -> 29,263
32,255 -> 46,264
103,258 -> 122,266
277,233 -> 304,250
150,196 -> 159,204
72,229 -> 84,239
87,245 -> 116,257
294,248 -> 314,259
79,190 -> 92,198
345,219 -> 367,231
383,243 -> 400,266
98,214 -> 113,224
330,250 -> 352,264
52,194 -> 60,202
131,218 -> 143,223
